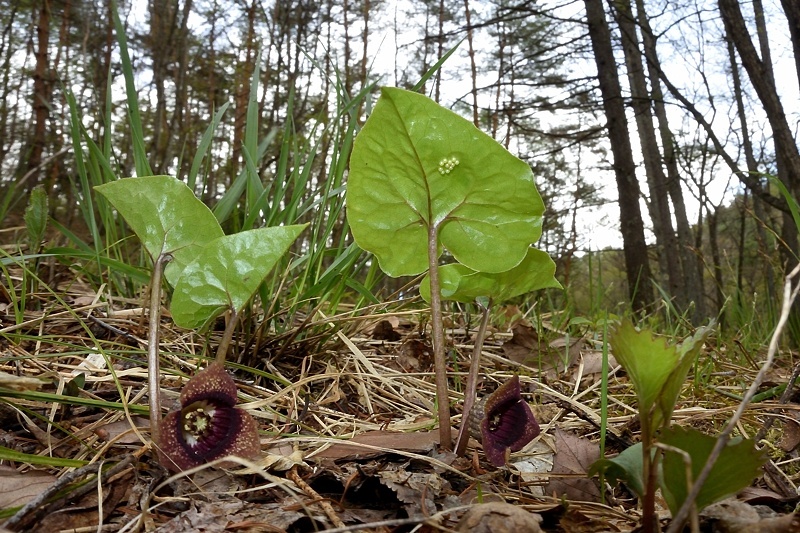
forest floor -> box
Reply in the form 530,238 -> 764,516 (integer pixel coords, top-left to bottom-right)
0,265 -> 799,532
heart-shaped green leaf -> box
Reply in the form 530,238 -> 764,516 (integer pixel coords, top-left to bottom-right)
170,224 -> 307,329
419,247 -> 561,303
659,426 -> 766,515
347,87 -> 544,277
95,176 -> 224,286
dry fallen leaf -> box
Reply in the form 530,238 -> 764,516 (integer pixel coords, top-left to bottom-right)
0,371 -> 42,391
456,501 -> 542,533
379,469 -> 447,518
543,428 -> 601,502
311,430 -> 440,461
0,466 -> 56,508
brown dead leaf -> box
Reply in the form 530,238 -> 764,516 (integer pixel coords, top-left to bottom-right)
779,414 -> 800,452
379,469 -> 447,518
456,502 -> 542,533
312,430 -> 440,461
502,321 -> 544,365
372,319 -> 401,341
0,371 -> 42,391
577,350 -> 618,377
0,466 -> 56,508
93,416 -> 149,444
502,323 -> 582,379
700,498 -> 800,533
36,471 -> 131,532
737,486 -> 798,505
543,429 -> 601,502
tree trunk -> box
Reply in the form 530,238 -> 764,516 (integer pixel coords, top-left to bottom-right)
584,0 -> 654,314
634,0 -> 706,322
718,0 -> 800,207
726,23 -> 777,313
779,0 -> 800,91
614,0 -> 682,311
27,0 -> 52,190
232,0 -> 256,184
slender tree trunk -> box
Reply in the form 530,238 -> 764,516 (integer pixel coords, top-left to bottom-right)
463,0 -> 479,127
584,0 -> 654,314
232,0 -> 256,184
719,0 -> 800,208
779,0 -> 800,91
726,30 -> 777,310
634,0 -> 705,322
435,0 -> 445,102
27,0 -> 52,189
615,0 -> 682,311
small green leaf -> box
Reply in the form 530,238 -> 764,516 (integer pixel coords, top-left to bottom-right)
347,87 -> 544,277
659,426 -> 766,515
609,321 -> 681,430
589,443 -> 646,498
24,185 -> 48,252
171,224 -> 307,328
94,176 -> 224,285
655,324 -> 713,429
420,247 -> 561,303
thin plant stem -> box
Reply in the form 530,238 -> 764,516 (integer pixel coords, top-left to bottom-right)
666,261 -> 800,533
428,223 -> 452,450
455,298 -> 492,456
215,307 -> 238,365
147,253 -> 171,445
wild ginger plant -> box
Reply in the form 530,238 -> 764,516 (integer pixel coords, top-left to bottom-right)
346,87 -> 552,450
590,321 -> 765,532
420,248 -> 561,458
96,175 -> 307,469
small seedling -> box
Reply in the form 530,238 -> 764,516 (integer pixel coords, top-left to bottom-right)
96,175 -> 306,468
347,87 -> 552,450
590,321 -> 765,532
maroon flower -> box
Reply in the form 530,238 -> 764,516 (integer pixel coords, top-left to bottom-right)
157,363 -> 260,472
474,375 -> 540,467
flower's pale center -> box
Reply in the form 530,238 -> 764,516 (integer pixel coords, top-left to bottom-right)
181,400 -> 217,446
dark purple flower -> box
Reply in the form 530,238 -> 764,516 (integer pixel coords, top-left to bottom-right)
478,375 -> 540,467
157,363 -> 260,472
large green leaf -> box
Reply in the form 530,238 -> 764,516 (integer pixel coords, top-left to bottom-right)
171,224 -> 307,329
659,426 -> 765,515
347,87 -> 544,277
95,176 -> 224,286
419,247 -> 561,303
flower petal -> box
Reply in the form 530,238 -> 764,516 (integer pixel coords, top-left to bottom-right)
157,363 -> 260,472
180,362 -> 237,407
480,375 -> 540,467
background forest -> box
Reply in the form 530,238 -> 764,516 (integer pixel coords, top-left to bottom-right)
1,0 -> 799,332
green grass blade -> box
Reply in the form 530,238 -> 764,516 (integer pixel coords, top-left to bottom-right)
189,102 -> 230,191
111,0 -> 151,177
0,446 -> 88,467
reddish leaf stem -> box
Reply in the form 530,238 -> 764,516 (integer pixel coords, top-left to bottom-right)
428,223 -> 452,450
455,298 -> 492,456
147,253 -> 172,446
